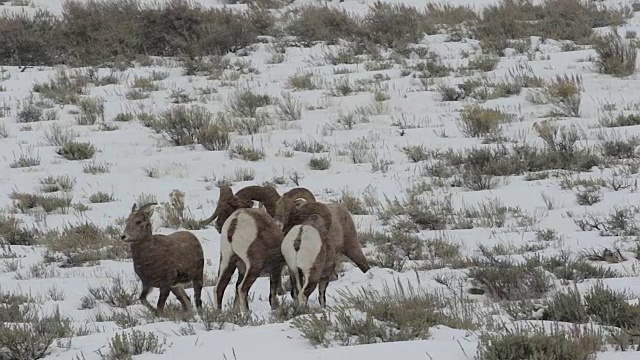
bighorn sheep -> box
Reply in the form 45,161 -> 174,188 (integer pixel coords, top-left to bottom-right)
274,187 -> 371,277
281,202 -> 336,307
121,202 -> 204,315
200,185 -> 280,231
206,185 -> 286,311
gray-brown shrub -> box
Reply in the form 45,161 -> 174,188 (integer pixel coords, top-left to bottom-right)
0,0 -> 274,66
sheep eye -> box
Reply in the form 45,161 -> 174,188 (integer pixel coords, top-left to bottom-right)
135,220 -> 143,225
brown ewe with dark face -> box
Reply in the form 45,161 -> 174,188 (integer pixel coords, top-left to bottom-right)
121,202 -> 205,316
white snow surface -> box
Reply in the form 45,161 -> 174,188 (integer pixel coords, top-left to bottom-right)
1,0 -> 640,358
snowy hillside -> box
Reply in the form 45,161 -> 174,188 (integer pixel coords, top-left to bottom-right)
2,0 -> 640,358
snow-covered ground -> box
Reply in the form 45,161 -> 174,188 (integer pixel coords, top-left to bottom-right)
2,0 -> 640,358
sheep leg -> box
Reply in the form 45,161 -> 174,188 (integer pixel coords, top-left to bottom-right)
155,287 -> 171,316
276,267 -> 287,295
192,275 -> 204,310
215,261 -> 237,310
317,279 -> 329,308
342,245 -> 371,273
235,269 -> 245,296
268,264 -> 284,310
233,261 -> 247,309
236,265 -> 262,312
170,286 -> 192,310
289,268 -> 300,300
139,284 -> 155,312
296,269 -> 311,306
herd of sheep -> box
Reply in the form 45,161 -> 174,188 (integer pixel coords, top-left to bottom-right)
119,185 -> 371,315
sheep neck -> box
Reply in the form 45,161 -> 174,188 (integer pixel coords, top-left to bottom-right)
129,234 -> 155,256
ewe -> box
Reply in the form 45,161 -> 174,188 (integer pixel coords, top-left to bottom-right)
121,202 -> 204,315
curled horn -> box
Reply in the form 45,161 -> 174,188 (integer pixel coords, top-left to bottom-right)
235,185 -> 281,217
283,188 -> 316,204
200,186 -> 234,226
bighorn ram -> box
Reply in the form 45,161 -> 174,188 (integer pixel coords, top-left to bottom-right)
207,185 -> 285,311
200,185 -> 280,231
274,187 -> 371,278
121,202 -> 204,315
281,202 -> 336,307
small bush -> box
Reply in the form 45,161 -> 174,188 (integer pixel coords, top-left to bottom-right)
286,71 -> 319,90
151,106 -> 231,150
574,205 -> 640,237
430,141 -> 601,180
538,74 -> 583,117
293,280 -> 477,346
199,123 -> 231,151
574,185 -> 602,205
309,155 -> 331,170
286,6 -> 360,46
42,222 -> 129,267
56,141 -> 96,160
0,1 -> 274,67
157,189 -> 203,230
228,143 -> 265,161
275,92 -> 302,121
83,161 -> 110,174
474,0 -> 631,55
593,30 -> 637,77
361,2 -> 434,48
43,123 -> 77,146
88,191 -> 116,203
10,192 -> 73,214
539,283 -> 640,330
39,175 -> 76,193
476,325 -> 603,360
0,307 -> 75,360
32,69 -> 87,105
402,144 -> 431,162
583,282 -> 640,329
98,329 -> 166,359
227,89 -> 271,118
600,113 -> 640,127
10,146 -> 41,168
88,275 -> 138,308
468,257 -> 553,301
0,213 -> 37,246
458,104 -> 514,138
200,303 -> 263,331
75,97 -> 105,125
467,53 -> 500,72
286,139 -> 327,153
16,97 -> 48,123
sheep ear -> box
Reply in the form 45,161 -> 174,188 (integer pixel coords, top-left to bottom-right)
131,203 -> 137,212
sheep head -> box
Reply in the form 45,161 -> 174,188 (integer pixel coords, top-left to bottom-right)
121,202 -> 157,243
201,186 -> 253,234
274,187 -> 316,231
201,185 -> 284,233
234,184 -> 281,218
286,202 -> 333,235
